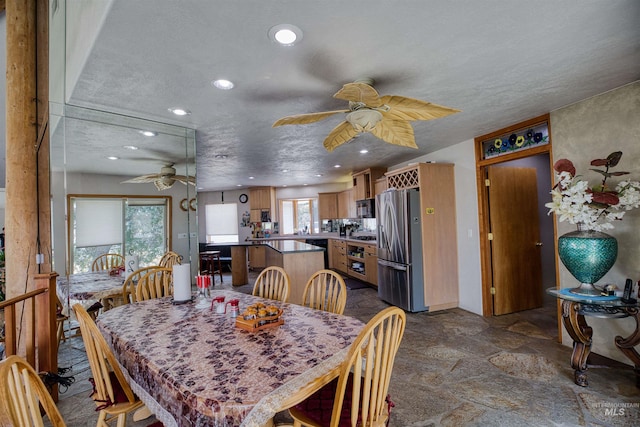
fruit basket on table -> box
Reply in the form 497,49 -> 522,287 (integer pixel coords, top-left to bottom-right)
235,302 -> 284,332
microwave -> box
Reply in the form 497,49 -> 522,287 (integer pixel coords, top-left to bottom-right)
356,198 -> 375,218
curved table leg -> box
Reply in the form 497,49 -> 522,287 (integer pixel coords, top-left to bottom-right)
614,307 -> 640,387
561,301 -> 592,387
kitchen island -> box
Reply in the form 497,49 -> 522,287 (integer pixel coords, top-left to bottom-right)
262,240 -> 325,305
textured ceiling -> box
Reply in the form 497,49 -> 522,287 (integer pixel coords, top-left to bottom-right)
15,1 -> 640,191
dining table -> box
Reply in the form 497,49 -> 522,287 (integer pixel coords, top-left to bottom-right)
96,289 -> 365,427
56,270 -> 124,313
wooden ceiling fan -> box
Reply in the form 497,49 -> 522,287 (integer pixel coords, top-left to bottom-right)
121,164 -> 195,191
273,78 -> 460,152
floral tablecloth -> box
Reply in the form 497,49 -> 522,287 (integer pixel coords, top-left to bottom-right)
57,271 -> 124,312
97,290 -> 365,427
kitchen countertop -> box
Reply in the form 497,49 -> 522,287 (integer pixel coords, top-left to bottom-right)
248,234 -> 377,244
263,240 -> 325,254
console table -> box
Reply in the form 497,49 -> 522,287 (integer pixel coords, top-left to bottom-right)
548,288 -> 640,387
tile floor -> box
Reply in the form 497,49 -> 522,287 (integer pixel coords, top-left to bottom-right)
55,273 -> 640,426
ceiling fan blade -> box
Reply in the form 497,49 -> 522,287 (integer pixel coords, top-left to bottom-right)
323,121 -> 358,152
369,120 -> 418,149
333,82 -> 383,107
173,175 -> 197,186
273,110 -> 349,127
121,173 -> 162,184
379,95 -> 461,121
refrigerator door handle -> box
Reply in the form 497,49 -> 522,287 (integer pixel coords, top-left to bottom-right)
378,259 -> 407,271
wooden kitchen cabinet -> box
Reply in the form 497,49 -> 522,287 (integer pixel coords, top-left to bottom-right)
248,245 -> 266,268
337,188 -> 356,219
249,187 -> 276,222
318,192 -> 338,219
363,243 -> 378,286
352,167 -> 386,200
374,177 -> 387,196
329,239 -> 347,273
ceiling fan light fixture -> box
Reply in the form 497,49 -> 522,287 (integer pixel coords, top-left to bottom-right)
346,110 -> 383,132
268,24 -> 303,46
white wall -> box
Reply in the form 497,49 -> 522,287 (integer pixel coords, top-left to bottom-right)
551,81 -> 640,364
388,140 -> 483,315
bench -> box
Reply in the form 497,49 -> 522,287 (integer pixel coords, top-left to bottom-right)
199,244 -> 232,271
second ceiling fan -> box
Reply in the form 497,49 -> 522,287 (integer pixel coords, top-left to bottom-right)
273,78 -> 461,152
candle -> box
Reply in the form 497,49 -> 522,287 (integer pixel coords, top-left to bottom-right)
173,263 -> 192,302
125,255 -> 139,279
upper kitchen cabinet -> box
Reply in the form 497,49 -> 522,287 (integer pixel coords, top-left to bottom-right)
318,192 -> 339,220
337,188 -> 356,219
249,187 -> 276,222
352,168 -> 386,201
374,177 -> 388,196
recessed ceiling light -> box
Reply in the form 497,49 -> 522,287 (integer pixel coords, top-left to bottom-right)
303,183 -> 308,186
315,174 -> 323,177
360,149 -> 369,154
107,156 -> 119,160
268,24 -> 303,46
282,185 -> 288,187
236,184 -> 242,187
123,145 -> 139,150
140,130 -> 157,137
214,154 -> 228,159
212,79 -> 234,90
168,108 -> 191,116
249,176 -> 255,180
334,164 -> 341,168
282,169 -> 289,173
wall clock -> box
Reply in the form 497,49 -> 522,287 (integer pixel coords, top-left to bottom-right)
239,193 -> 248,204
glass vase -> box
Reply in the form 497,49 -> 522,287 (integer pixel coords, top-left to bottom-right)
557,223 -> 618,296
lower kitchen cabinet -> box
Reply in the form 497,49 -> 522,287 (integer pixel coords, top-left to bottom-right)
329,239 -> 347,274
248,245 -> 266,268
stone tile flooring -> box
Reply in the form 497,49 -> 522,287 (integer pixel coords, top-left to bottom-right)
55,273 -> 640,426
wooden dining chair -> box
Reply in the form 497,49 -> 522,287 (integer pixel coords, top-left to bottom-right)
302,270 -> 348,315
135,267 -> 174,302
0,355 -> 67,427
289,306 -> 406,427
91,253 -> 125,272
72,304 -> 151,427
159,251 -> 182,269
252,266 -> 290,303
122,266 -> 161,304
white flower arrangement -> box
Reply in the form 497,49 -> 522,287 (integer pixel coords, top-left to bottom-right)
545,152 -> 640,232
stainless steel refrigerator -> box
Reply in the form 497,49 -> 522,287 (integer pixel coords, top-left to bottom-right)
376,188 -> 427,312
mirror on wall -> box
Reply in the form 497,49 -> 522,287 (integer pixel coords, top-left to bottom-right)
49,103 -> 197,276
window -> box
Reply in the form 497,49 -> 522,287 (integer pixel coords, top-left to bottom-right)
279,198 -> 318,234
205,203 -> 239,243
70,196 -> 169,273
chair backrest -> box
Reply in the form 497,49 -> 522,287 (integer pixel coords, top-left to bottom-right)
91,253 -> 125,272
159,251 -> 182,269
0,355 -> 67,427
135,267 -> 174,301
252,266 -> 290,303
302,269 -> 347,315
331,306 -> 406,427
122,266 -> 161,304
72,304 -> 138,410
